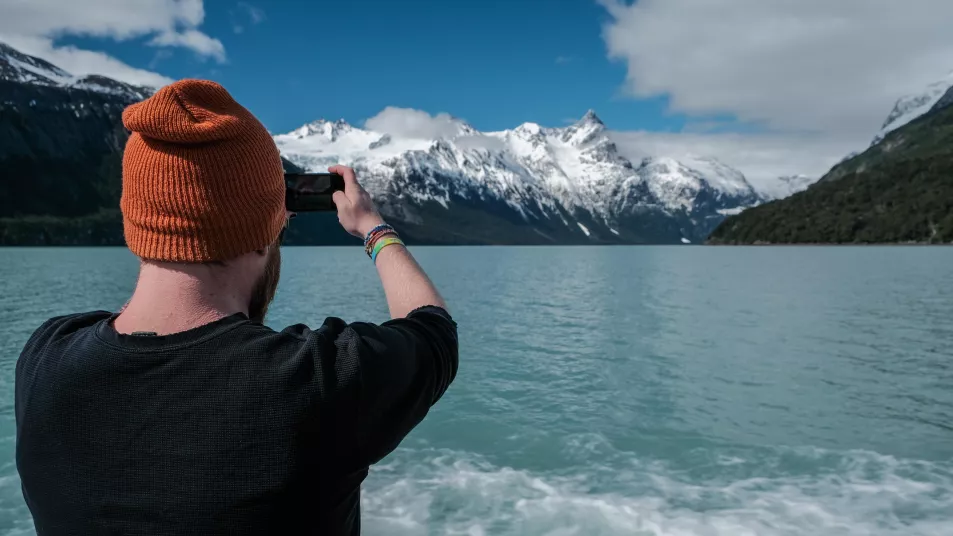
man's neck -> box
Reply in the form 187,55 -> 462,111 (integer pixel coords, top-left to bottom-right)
113,263 -> 250,336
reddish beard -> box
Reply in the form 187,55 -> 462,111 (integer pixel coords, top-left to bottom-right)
248,243 -> 281,324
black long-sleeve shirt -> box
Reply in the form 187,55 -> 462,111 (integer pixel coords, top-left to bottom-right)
14,306 -> 458,535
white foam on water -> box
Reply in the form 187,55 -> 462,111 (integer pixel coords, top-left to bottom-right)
361,448 -> 953,536
1,444 -> 949,536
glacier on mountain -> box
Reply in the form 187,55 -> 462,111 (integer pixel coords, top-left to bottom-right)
275,110 -> 764,244
872,71 -> 953,146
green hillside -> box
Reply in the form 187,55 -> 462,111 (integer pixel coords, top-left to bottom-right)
708,95 -> 953,245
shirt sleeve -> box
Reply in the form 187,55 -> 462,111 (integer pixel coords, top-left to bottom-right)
339,306 -> 459,466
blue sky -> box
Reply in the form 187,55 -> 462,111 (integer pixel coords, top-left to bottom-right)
53,0 -> 692,135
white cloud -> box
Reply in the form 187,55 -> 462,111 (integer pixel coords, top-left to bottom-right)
149,29 -> 225,62
0,0 -> 224,86
365,107 -> 470,139
597,0 -> 953,186
363,107 -> 508,151
2,34 -> 175,87
599,0 -> 953,140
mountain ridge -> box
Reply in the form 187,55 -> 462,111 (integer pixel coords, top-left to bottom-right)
0,42 -> 154,101
275,111 -> 764,244
2,40 -> 765,246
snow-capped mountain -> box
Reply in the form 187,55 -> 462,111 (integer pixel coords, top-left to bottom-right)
0,39 -> 762,245
757,174 -> 816,200
276,110 -> 763,244
872,71 -> 953,145
0,41 -> 154,100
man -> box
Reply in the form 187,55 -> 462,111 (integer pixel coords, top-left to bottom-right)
14,80 -> 458,535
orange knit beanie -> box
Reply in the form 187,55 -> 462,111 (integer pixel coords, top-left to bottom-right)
120,79 -> 285,262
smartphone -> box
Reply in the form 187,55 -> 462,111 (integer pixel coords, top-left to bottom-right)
285,173 -> 345,212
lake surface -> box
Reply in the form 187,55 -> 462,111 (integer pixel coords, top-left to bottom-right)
0,246 -> 951,535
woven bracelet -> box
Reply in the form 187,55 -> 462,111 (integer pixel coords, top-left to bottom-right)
371,237 -> 404,263
365,229 -> 399,257
363,224 -> 395,248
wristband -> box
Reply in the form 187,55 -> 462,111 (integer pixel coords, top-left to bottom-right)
363,224 -> 395,247
364,229 -> 397,256
371,237 -> 404,263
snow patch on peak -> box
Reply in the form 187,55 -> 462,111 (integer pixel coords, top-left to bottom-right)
679,155 -> 758,197
292,119 -> 356,141
561,111 -> 607,147
0,42 -> 72,86
579,109 -> 604,126
637,156 -> 759,213
637,157 -> 702,211
873,71 -> 953,145
69,75 -> 153,100
515,122 -> 542,135
1,41 -> 156,99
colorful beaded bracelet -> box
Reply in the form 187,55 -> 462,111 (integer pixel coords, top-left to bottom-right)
363,224 -> 395,248
371,236 -> 404,263
364,228 -> 397,256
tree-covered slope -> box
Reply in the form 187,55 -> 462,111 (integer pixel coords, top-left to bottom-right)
708,97 -> 953,245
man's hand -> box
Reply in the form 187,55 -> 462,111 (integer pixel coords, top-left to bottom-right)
329,165 -> 448,319
329,165 -> 385,238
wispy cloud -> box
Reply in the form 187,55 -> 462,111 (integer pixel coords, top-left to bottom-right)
147,49 -> 174,71
232,3 -> 266,34
555,55 -> 576,65
240,3 -> 266,24
150,29 -> 225,62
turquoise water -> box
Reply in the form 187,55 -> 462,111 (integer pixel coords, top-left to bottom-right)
1,246 -> 951,535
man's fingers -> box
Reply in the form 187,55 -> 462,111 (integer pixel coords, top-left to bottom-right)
332,190 -> 349,209
328,165 -> 360,193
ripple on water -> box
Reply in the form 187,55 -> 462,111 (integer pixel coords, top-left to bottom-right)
2,247 -> 953,535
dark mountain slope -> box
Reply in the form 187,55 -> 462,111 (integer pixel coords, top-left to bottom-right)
708,97 -> 953,245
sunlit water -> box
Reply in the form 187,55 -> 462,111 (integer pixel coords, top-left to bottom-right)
1,246 -> 951,535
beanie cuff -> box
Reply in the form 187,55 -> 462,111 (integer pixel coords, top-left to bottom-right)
124,209 -> 286,263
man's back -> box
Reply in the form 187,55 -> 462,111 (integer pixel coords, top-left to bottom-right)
16,307 -> 457,535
